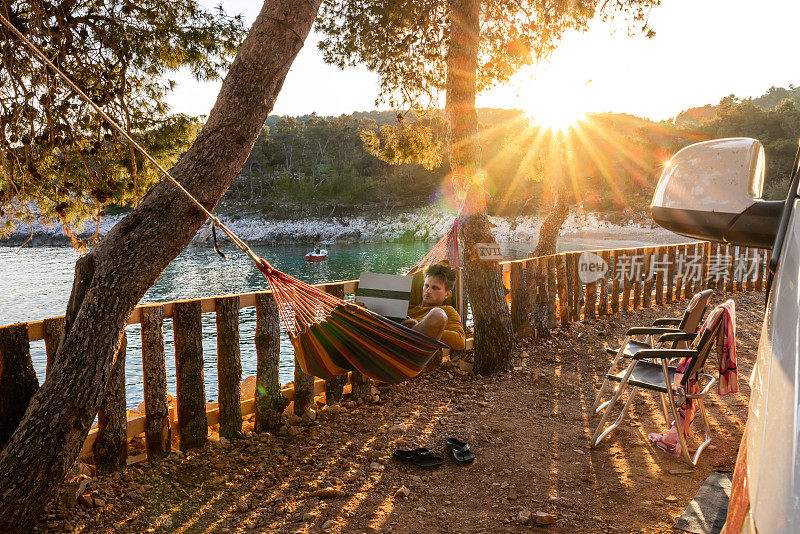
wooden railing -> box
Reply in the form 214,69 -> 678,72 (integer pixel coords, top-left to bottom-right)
0,240 -> 768,472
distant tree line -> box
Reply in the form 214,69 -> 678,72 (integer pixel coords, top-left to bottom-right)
223,108 -> 704,218
226,86 -> 800,218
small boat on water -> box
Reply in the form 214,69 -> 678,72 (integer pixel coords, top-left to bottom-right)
305,247 -> 328,262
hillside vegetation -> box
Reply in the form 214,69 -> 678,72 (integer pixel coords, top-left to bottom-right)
222,85 -> 800,220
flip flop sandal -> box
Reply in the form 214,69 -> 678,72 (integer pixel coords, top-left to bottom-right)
392,448 -> 444,468
446,438 -> 475,463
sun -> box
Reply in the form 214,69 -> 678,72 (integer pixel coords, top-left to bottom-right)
510,65 -> 594,132
526,103 -> 587,132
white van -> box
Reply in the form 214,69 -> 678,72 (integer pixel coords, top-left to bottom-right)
651,137 -> 796,533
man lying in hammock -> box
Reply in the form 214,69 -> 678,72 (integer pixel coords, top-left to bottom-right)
401,262 -> 466,350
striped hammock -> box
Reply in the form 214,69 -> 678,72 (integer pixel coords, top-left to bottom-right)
408,218 -> 460,274
256,259 -> 447,384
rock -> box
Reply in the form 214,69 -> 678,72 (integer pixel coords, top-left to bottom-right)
533,511 -> 556,525
243,520 -> 256,529
668,468 -> 694,475
303,512 -> 316,521
288,426 -> 303,437
240,375 -> 257,399
93,498 -> 105,508
219,436 -> 231,448
394,485 -> 410,499
454,360 -> 473,373
410,475 -> 422,483
416,506 -> 427,513
287,413 -> 302,426
387,423 -> 407,433
60,476 -> 89,508
237,496 -> 249,512
308,487 -> 346,499
78,495 -> 92,508
370,462 -> 385,471
322,519 -> 337,530
517,509 -> 532,524
322,404 -> 341,415
507,489 -> 518,500
665,495 -> 679,503
78,463 -> 95,477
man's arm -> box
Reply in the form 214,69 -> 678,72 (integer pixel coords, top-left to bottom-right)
439,306 -> 466,350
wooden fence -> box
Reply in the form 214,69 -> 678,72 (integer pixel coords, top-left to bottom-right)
0,240 -> 768,473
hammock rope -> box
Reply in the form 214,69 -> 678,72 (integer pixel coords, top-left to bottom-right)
407,217 -> 460,274
2,13 -> 448,383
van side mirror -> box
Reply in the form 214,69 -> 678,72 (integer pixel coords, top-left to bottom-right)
651,138 -> 783,249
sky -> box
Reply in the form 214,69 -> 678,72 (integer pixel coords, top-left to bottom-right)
166,0 -> 800,122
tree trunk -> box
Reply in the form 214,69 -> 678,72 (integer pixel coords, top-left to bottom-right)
446,0 -> 513,375
532,182 -> 569,257
92,333 -> 127,474
0,1 -> 322,529
0,324 -> 38,448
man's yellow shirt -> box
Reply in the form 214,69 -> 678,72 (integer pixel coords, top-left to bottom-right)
407,304 -> 466,350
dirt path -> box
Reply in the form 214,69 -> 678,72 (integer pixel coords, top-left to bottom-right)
37,292 -> 764,533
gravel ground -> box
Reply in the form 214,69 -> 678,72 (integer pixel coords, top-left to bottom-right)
35,291 -> 765,533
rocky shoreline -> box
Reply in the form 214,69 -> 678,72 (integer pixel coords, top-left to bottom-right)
1,206 -> 662,247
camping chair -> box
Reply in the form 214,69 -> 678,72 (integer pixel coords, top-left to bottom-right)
593,289 -> 713,413
589,305 -> 726,466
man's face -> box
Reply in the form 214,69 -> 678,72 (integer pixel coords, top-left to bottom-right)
421,275 -> 452,306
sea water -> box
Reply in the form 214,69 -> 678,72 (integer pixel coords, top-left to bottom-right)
0,234 -> 682,406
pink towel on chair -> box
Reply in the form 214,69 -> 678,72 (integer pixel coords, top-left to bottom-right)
649,300 -> 738,457
717,299 -> 738,395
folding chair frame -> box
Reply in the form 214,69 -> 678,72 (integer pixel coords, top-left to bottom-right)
590,309 -> 725,467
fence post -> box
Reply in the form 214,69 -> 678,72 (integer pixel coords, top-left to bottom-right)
323,285 -> 348,404
43,316 -> 65,378
585,276 -> 597,320
556,255 -> 570,326
675,244 -> 686,300
622,250 -> 633,311
755,249 -> 765,291
667,246 -> 676,302
598,251 -> 610,315
511,262 -> 532,337
642,247 -> 653,308
739,248 -> 749,291
701,242 -> 711,290
94,333 -> 127,474
611,250 -> 621,314
632,247 -> 644,310
726,245 -> 736,292
351,371 -> 372,400
174,300 -> 207,451
0,323 -> 38,448
533,257 -> 550,337
708,242 -> 719,289
254,292 -> 287,432
293,358 -> 316,414
654,246 -> 665,306
141,305 -> 171,461
685,243 -> 697,297
564,253 -> 575,321
546,255 -> 558,328
216,295 -> 242,439
571,252 -> 584,321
